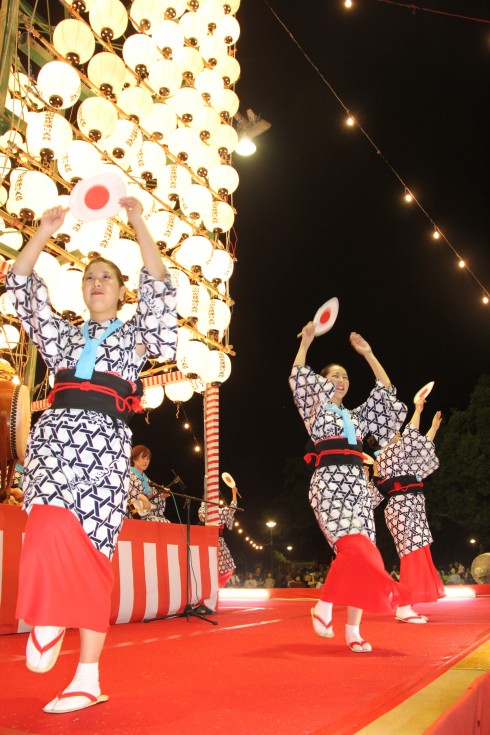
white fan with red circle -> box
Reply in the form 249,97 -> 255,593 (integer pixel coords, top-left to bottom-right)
413,381 -> 435,404
70,172 -> 127,222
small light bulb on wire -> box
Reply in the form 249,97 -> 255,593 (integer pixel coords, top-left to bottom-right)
346,115 -> 355,127
344,0 -> 353,8
194,444 -> 201,452
458,260 -> 465,269
483,295 -> 489,305
184,422 -> 190,429
404,190 -> 413,203
432,229 -> 440,240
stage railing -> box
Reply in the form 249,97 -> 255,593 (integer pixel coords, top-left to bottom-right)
0,505 -> 219,635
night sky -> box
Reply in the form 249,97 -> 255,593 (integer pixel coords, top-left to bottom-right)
131,1 -> 489,557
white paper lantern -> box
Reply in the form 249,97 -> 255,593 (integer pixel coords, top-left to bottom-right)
105,237 -> 144,288
178,11 -> 208,47
216,54 -> 240,85
201,246 -> 234,282
125,183 -> 157,221
77,96 -> 118,141
146,211 -> 184,248
118,301 -> 138,322
176,338 -> 209,377
208,163 -> 239,195
0,153 -> 12,179
89,0 -> 128,42
205,349 -> 231,384
203,199 -> 234,233
0,292 -> 16,317
207,296 -> 231,330
223,0 -> 240,12
188,142 -> 220,178
173,46 -> 204,80
53,19 -> 96,64
0,324 -> 20,349
179,184 -> 213,221
154,163 -> 192,205
130,0 -> 166,32
209,122 -> 238,156
167,87 -> 203,124
213,88 -> 239,121
87,52 -> 127,98
0,129 -> 24,150
102,120 -> 143,169
26,111 -> 73,163
142,384 -> 164,408
122,33 -> 158,78
189,105 -> 221,142
174,234 -> 213,270
116,86 -> 154,123
70,218 -> 121,257
0,218 -> 23,250
215,14 -> 240,45
196,0 -> 225,27
194,69 -> 224,105
167,267 -> 192,316
7,169 -> 58,220
37,61 -> 81,109
199,36 -> 227,68
140,102 -> 177,142
32,251 -> 62,293
50,265 -> 86,317
57,140 -> 103,183
132,141 -> 168,184
152,19 -> 185,57
165,380 -> 194,402
166,127 -> 201,162
148,59 -> 182,98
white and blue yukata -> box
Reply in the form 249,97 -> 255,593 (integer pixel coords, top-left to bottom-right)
6,266 -> 177,630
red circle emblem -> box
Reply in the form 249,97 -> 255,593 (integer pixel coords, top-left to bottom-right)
84,185 -> 110,210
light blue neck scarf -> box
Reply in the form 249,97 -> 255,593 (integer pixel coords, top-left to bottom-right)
75,319 -> 123,380
323,403 -> 358,446
130,467 -> 151,496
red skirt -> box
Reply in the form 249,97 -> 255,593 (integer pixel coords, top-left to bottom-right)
16,505 -> 114,632
320,534 -> 412,612
400,545 -> 446,603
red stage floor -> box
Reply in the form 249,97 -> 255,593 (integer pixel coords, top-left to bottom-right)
1,591 -> 489,735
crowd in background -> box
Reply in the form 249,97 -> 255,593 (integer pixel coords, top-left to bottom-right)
226,562 -> 476,589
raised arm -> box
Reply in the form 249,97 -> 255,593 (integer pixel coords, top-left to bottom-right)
11,206 -> 67,276
426,410 -> 442,442
293,321 -> 316,369
121,197 -> 167,281
349,332 -> 391,388
408,398 -> 425,431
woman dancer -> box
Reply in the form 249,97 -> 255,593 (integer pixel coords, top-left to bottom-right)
127,445 -> 170,522
290,322 -> 410,652
372,399 -> 444,623
6,198 -> 177,713
199,483 -> 238,589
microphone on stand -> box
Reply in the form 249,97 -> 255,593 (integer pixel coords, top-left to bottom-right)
172,468 -> 187,492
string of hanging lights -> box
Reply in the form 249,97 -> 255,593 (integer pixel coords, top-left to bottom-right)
264,0 -> 489,306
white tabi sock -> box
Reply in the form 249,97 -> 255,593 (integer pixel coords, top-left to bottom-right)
64,662 -> 101,698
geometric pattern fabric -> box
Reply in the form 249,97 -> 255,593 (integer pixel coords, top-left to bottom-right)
6,268 -> 177,558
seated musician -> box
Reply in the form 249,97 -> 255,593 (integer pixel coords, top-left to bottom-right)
5,457 -> 25,505
126,445 -> 170,523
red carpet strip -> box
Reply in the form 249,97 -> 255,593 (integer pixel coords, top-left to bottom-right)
0,595 -> 489,735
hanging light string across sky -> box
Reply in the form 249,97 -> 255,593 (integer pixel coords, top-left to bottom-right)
263,0 -> 489,306
375,0 -> 490,26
